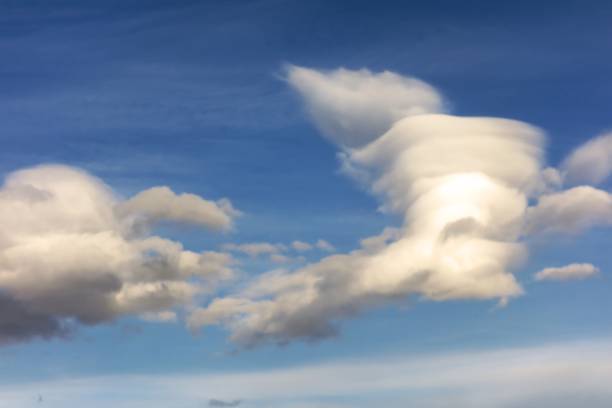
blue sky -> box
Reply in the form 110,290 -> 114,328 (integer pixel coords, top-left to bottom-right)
1,1 -> 612,407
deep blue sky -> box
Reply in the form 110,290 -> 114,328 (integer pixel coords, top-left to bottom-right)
1,1 -> 612,407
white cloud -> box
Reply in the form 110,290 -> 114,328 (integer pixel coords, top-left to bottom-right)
0,164 -> 237,344
525,186 -> 612,235
222,242 -> 286,257
192,65 -> 612,347
3,339 -> 612,408
191,66 -> 549,346
270,254 -> 292,264
5,66 -> 612,349
140,311 -> 178,323
314,239 -> 335,252
535,263 -> 600,281
562,132 -> 612,185
286,65 -> 444,147
118,186 -> 239,231
359,227 -> 400,253
291,241 -> 313,252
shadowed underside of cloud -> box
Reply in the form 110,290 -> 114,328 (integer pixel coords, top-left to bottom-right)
118,186 -> 240,231
188,65 -> 612,347
0,294 -> 68,344
0,164 -> 239,344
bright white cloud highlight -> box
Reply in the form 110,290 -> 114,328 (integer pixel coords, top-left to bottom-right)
189,66 -> 548,345
222,242 -> 286,257
535,263 -> 600,281
0,164 -> 237,344
4,66 -> 610,349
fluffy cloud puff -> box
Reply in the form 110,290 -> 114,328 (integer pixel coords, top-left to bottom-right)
286,65 -> 444,147
525,186 -> 612,235
118,186 -> 239,231
189,66 -> 612,347
535,263 -> 600,281
562,132 -> 612,185
0,164 -> 237,344
222,242 -> 287,257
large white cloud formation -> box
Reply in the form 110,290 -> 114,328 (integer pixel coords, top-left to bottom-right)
3,67 -> 610,348
0,164 -> 238,344
188,66 -> 612,346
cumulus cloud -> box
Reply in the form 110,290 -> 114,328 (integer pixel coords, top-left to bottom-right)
535,263 -> 600,281
286,65 -> 444,147
272,254 -> 308,265
0,164 -> 237,344
189,65 -> 612,347
525,186 -> 612,235
6,67 -> 611,349
562,132 -> 612,185
315,239 -> 335,252
291,240 -> 313,252
359,227 -> 401,253
222,242 -> 286,257
118,186 -> 239,231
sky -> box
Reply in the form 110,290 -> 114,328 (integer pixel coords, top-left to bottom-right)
1,0 -> 612,407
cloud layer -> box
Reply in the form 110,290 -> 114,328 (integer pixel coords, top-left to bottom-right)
3,339 -> 612,408
0,165 -> 238,344
190,66 -> 612,346
2,66 -> 610,348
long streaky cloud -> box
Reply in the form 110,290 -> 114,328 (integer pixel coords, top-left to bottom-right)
3,339 -> 612,408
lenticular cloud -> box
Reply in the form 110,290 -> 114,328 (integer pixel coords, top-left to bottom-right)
189,66 -> 612,346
